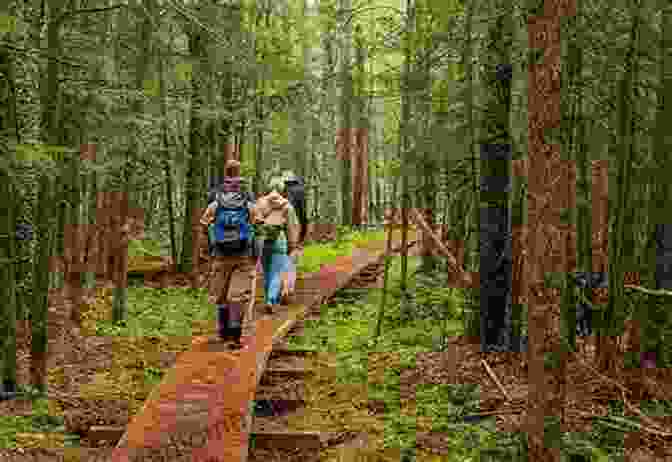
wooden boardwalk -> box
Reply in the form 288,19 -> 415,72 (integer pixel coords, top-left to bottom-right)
107,231 -> 418,462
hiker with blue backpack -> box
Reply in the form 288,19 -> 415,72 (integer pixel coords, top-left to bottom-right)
200,159 -> 258,347
254,172 -> 306,311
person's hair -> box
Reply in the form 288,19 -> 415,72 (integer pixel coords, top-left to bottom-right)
224,159 -> 241,177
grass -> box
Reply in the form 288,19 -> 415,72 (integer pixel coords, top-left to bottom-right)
282,254 -> 521,461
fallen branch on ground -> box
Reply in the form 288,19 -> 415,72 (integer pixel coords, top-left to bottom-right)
481,358 -> 512,402
575,356 -> 672,438
408,208 -> 473,287
624,284 -> 672,297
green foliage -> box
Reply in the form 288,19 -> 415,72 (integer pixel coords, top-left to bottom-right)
0,397 -> 80,449
416,383 -> 481,430
94,286 -> 212,339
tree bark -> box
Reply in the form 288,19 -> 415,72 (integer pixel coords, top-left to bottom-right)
524,1 -> 571,461
601,0 -> 640,373
479,0 -> 513,353
181,16 -> 208,277
646,3 -> 672,369
0,146 -> 18,394
338,0 -> 353,227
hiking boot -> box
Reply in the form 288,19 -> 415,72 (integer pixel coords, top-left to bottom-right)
217,304 -> 229,340
227,303 -> 244,342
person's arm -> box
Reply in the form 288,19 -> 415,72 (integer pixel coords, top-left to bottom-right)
200,201 -> 217,227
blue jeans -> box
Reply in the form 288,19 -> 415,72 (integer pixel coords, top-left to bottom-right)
261,241 -> 290,305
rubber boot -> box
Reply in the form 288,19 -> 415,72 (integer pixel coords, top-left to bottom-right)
217,304 -> 230,340
227,303 -> 243,348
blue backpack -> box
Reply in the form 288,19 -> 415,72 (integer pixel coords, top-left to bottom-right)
210,192 -> 253,253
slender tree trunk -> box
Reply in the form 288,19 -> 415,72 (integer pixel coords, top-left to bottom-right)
461,0 -> 480,337
13,0 -> 44,321
80,143 -> 98,291
419,18 -> 435,271
30,0 -> 65,392
398,0 -> 415,296
252,5 -> 270,195
321,24 -> 340,229
601,0 -> 640,373
479,0 -> 513,353
181,19 -> 207,278
352,26 -> 369,227
338,0 -> 353,227
158,47 -> 178,269
0,47 -> 18,390
221,73 -> 235,169
646,3 -> 671,368
31,172 -> 53,392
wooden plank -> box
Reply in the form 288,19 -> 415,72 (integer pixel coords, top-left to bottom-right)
261,367 -> 312,382
269,347 -> 317,358
87,426 -> 125,445
250,431 -> 322,451
88,426 -> 323,452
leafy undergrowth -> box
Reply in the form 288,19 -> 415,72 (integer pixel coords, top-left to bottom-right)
8,226 -> 390,450
281,254 -> 505,461
280,256 -> 666,461
73,285 -> 213,418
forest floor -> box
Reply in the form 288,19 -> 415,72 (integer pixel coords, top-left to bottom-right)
0,228 -> 671,461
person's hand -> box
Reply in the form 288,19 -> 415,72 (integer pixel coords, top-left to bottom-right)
280,279 -> 291,298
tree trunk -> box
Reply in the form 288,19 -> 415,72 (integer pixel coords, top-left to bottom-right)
352,26 -> 369,227
31,0 -> 65,392
0,139 -> 17,392
338,0 -> 353,227
601,0 -> 640,373
111,192 -> 130,323
31,172 -> 53,392
321,24 -> 340,227
158,46 -> 178,269
398,0 -> 415,296
646,3 -> 671,369
0,49 -> 18,388
479,0 -> 513,353
524,1 -> 567,461
181,19 -> 207,278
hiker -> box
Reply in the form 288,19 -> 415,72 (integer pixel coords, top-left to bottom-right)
200,159 -> 258,346
282,172 -> 308,301
254,174 -> 303,311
